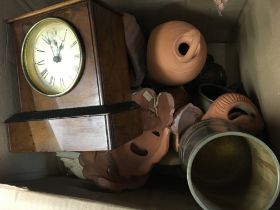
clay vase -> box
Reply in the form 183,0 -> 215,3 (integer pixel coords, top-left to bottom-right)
202,93 -> 264,135
147,21 -> 207,85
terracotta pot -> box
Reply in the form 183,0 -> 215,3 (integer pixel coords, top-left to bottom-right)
202,93 -> 264,135
147,21 -> 207,85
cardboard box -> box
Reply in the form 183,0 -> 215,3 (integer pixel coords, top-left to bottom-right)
0,0 -> 279,209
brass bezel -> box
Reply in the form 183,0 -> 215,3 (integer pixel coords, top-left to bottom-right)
21,17 -> 84,97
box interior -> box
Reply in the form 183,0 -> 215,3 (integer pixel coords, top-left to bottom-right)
1,0 -> 280,209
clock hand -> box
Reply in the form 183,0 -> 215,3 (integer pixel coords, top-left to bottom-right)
58,29 -> 67,56
52,30 -> 66,63
42,34 -> 56,57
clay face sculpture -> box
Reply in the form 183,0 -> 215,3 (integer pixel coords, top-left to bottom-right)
203,93 -> 264,135
147,21 -> 207,85
79,88 -> 175,191
131,88 -> 158,130
113,91 -> 175,177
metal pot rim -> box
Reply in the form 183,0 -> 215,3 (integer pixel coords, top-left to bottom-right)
186,130 -> 280,210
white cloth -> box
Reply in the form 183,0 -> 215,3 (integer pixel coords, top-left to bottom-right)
56,152 -> 84,179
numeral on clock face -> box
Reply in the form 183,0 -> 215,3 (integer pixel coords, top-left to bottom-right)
49,76 -> 55,86
60,78 -> 65,88
41,68 -> 48,79
36,60 -> 45,65
75,65 -> 80,72
36,49 -> 45,53
70,40 -> 77,48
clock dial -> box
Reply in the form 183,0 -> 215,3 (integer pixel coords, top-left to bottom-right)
21,18 -> 84,96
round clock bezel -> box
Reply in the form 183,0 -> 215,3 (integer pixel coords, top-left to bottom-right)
21,17 -> 85,97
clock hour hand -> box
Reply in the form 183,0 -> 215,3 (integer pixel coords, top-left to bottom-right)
42,34 -> 51,45
42,34 -> 56,57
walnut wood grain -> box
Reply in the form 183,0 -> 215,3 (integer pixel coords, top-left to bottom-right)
8,122 -> 36,151
8,108 -> 142,152
11,1 -> 100,112
7,0 -> 142,152
9,0 -> 131,112
8,115 -> 108,152
7,0 -> 85,23
108,108 -> 142,149
91,2 -> 131,105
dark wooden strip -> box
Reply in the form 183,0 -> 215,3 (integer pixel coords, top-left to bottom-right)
7,0 -> 85,23
5,101 -> 140,123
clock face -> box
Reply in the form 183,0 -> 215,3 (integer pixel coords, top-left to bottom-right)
21,18 -> 84,96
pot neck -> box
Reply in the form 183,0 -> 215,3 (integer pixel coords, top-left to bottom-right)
174,29 -> 201,63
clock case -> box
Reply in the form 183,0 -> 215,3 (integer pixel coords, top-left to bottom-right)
6,0 -> 142,152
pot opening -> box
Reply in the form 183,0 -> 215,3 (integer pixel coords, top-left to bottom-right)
178,43 -> 189,56
228,107 -> 249,120
189,135 -> 279,210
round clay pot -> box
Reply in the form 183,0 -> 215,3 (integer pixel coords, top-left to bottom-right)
202,93 -> 264,135
147,21 -> 207,85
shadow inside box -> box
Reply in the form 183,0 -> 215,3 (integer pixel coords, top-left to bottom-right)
4,168 -> 201,209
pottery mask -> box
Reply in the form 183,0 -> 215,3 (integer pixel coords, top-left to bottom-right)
79,88 -> 175,191
203,93 -> 264,135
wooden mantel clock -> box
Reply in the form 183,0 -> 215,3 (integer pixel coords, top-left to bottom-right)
5,0 -> 142,152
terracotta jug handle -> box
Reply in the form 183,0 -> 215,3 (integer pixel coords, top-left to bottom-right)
175,29 -> 201,63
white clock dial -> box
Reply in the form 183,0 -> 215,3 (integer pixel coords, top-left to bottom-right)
21,18 -> 84,96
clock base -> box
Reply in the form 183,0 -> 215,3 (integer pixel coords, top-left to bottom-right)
7,106 -> 142,152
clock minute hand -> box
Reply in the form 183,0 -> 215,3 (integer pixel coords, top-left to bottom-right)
58,29 -> 67,55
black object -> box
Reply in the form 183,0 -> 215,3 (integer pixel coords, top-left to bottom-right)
5,101 -> 140,123
186,54 -> 227,92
